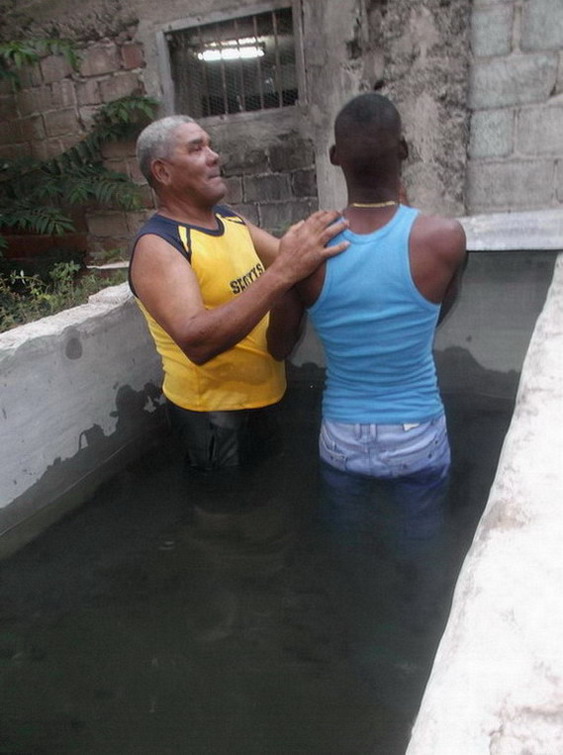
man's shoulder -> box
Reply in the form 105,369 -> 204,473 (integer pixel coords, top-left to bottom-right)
137,212 -> 176,235
411,212 -> 466,258
412,211 -> 465,236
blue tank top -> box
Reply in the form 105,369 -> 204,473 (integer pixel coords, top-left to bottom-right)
308,205 -> 443,424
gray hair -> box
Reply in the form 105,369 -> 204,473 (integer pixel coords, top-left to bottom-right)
136,115 -> 195,186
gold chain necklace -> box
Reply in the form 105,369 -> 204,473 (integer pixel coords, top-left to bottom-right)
349,200 -> 398,208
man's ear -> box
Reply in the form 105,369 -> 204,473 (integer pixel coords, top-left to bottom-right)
329,144 -> 340,166
398,137 -> 409,161
151,159 -> 169,185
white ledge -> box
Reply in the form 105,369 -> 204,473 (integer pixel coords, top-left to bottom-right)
458,209 -> 563,252
407,253 -> 563,753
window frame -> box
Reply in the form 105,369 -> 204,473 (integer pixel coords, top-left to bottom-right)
156,0 -> 306,123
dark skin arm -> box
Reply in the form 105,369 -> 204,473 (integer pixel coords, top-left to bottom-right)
408,214 -> 467,324
266,287 -> 306,361
130,210 -> 348,365
245,218 -> 308,361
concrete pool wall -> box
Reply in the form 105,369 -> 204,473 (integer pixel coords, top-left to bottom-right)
407,251 -> 563,754
0,286 -> 166,558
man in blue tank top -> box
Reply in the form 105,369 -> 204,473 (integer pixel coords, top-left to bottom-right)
272,92 -> 467,550
267,93 -> 467,696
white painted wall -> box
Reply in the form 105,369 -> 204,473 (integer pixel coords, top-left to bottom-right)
0,284 -> 164,554
407,253 -> 563,753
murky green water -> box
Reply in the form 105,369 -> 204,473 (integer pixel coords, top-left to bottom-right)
0,374 -> 512,754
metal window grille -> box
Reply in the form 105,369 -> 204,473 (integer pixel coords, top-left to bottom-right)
166,7 -> 298,118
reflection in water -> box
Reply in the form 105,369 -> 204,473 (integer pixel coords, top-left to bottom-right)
0,383 -> 512,754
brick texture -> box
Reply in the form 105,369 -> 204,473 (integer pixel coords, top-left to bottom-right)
469,55 -> 558,110
259,199 -> 318,232
76,79 -> 102,106
291,169 -> 318,197
521,0 -> 563,52
16,87 -> 52,117
469,109 -> 514,159
51,80 -> 76,109
517,105 -> 563,155
0,26 -> 151,261
467,0 -> 563,213
471,5 -> 514,58
222,148 -> 269,177
243,174 -> 291,202
223,176 -> 243,204
269,137 -> 315,172
80,44 -> 120,77
43,109 -> 79,138
99,73 -> 141,102
40,55 -> 73,84
467,160 -> 554,211
121,44 -> 144,70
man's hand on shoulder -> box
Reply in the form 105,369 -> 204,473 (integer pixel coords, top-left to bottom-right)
271,210 -> 349,287
247,209 -> 349,280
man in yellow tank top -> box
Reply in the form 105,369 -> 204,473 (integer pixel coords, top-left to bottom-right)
129,115 -> 348,505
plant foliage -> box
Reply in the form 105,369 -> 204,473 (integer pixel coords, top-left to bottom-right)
0,93 -> 158,250
0,38 -> 80,84
0,261 -> 127,332
0,37 -> 158,250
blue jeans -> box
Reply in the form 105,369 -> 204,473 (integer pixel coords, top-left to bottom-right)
314,414 -> 453,697
318,414 -> 451,546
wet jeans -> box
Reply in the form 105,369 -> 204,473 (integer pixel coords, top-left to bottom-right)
318,413 -> 451,546
314,414 -> 453,696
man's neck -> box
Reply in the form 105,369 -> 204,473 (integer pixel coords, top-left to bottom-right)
157,196 -> 219,229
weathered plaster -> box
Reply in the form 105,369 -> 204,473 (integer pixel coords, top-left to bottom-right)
0,284 -> 164,554
407,253 -> 563,754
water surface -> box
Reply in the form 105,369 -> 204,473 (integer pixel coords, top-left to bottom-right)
0,375 -> 512,754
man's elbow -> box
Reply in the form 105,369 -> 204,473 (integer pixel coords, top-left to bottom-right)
181,341 -> 220,365
175,331 -> 217,365
267,342 -> 292,362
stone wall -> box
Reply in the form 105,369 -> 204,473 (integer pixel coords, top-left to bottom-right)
300,0 -> 472,216
0,19 -> 153,261
5,0 -> 562,226
365,0 -> 472,215
467,0 -> 563,213
1,0 -> 473,251
215,129 -> 318,236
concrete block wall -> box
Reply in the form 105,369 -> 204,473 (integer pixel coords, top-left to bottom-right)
364,0 -> 472,217
0,26 -> 153,262
467,0 -> 563,213
220,131 -> 318,236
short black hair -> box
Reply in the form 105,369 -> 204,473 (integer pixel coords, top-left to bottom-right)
334,93 -> 401,142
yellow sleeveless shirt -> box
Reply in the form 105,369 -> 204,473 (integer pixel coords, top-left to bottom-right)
132,208 -> 286,412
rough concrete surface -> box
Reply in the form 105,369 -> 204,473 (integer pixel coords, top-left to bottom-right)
407,254 -> 563,754
0,284 -> 164,549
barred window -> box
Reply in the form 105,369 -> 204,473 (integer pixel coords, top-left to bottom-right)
166,7 -> 298,118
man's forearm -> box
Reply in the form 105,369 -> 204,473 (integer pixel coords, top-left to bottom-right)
266,288 -> 306,361
178,264 -> 293,364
